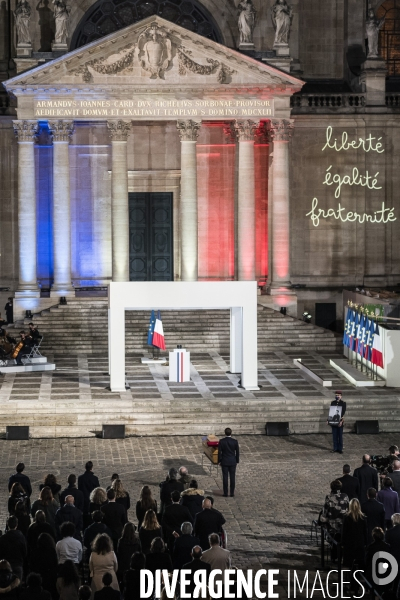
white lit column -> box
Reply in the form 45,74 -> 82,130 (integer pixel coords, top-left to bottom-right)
13,120 -> 40,296
268,119 -> 294,292
233,120 -> 258,281
107,121 -> 131,282
49,120 -> 74,296
177,120 -> 201,281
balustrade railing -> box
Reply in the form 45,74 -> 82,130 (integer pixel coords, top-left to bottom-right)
291,93 -> 366,110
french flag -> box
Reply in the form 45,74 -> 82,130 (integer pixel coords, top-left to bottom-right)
371,322 -> 384,368
152,310 -> 166,350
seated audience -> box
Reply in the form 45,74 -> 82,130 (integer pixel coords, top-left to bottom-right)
338,465 -> 360,501
56,560 -> 80,600
139,510 -> 163,555
377,477 -> 400,530
136,486 -> 157,530
30,488 -> 59,536
89,534 -> 119,596
201,532 -> 231,577
145,537 -> 173,575
116,522 -> 141,585
56,522 -> 83,565
172,522 -> 201,570
94,572 -> 121,600
180,480 -> 204,520
0,515 -> 27,581
55,495 -> 83,540
123,553 -> 145,600
110,479 -> 130,513
29,533 -> 58,599
8,463 -> 32,497
19,572 -> 52,600
193,499 -> 226,551
60,475 -> 84,513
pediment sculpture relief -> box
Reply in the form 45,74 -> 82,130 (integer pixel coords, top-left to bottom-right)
68,21 -> 235,84
138,23 -> 172,79
70,43 -> 136,82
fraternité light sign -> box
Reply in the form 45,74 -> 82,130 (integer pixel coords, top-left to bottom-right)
306,126 -> 396,227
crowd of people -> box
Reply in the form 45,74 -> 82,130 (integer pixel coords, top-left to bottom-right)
320,445 -> 400,597
0,461 -> 232,599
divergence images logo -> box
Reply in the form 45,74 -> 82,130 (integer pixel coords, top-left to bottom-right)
372,551 -> 398,587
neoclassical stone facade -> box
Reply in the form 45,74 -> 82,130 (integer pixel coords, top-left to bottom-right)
0,1 -> 400,326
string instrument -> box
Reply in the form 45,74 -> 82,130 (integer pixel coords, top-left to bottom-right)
12,341 -> 24,359
0,338 -> 14,355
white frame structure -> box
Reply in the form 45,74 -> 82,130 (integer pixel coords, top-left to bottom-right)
108,281 -> 259,392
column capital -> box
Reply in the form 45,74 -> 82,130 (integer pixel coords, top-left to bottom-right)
13,120 -> 38,142
176,120 -> 201,142
49,120 -> 75,142
269,119 -> 294,142
231,120 -> 259,142
107,120 -> 131,141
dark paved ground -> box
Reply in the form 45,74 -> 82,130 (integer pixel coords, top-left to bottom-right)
0,432 -> 396,597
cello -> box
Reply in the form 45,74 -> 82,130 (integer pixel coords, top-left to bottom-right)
12,341 -> 24,359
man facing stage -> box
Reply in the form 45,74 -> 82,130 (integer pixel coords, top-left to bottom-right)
328,391 -> 346,454
218,428 -> 239,498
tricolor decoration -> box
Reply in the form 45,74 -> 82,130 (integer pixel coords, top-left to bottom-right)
152,310 -> 166,351
371,322 -> 384,368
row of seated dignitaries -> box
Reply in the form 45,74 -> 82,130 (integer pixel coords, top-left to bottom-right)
320,450 -> 400,597
0,461 -> 231,598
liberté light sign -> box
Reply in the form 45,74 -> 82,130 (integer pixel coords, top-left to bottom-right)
306,126 -> 396,226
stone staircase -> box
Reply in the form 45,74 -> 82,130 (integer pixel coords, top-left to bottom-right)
17,298 -> 342,355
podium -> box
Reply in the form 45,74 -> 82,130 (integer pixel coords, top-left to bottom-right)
169,348 -> 190,382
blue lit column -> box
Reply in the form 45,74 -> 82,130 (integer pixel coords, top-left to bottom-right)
13,120 -> 40,297
48,120 -> 75,296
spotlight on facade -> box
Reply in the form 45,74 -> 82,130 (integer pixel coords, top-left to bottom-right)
302,311 -> 312,324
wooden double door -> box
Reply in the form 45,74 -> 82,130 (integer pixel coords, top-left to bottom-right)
128,192 -> 173,281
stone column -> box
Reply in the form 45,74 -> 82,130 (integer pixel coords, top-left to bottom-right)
232,119 -> 258,281
48,120 -> 74,296
107,121 -> 131,282
13,120 -> 40,296
176,120 -> 201,282
267,119 -> 294,293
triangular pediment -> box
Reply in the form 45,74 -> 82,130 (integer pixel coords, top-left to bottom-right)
4,15 -> 303,93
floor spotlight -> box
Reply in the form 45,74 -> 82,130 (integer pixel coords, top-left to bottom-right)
302,311 -> 312,324
280,307 -> 287,315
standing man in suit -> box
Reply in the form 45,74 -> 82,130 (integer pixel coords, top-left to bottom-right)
218,427 -> 239,498
339,464 -> 360,500
78,461 -> 100,526
354,455 -> 379,504
100,489 -> 127,549
361,488 -> 385,544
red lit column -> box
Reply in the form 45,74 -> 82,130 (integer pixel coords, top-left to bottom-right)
177,120 -> 201,281
233,119 -> 258,281
267,119 -> 294,293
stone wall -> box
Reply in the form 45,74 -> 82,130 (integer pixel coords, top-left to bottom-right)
0,119 -> 18,289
